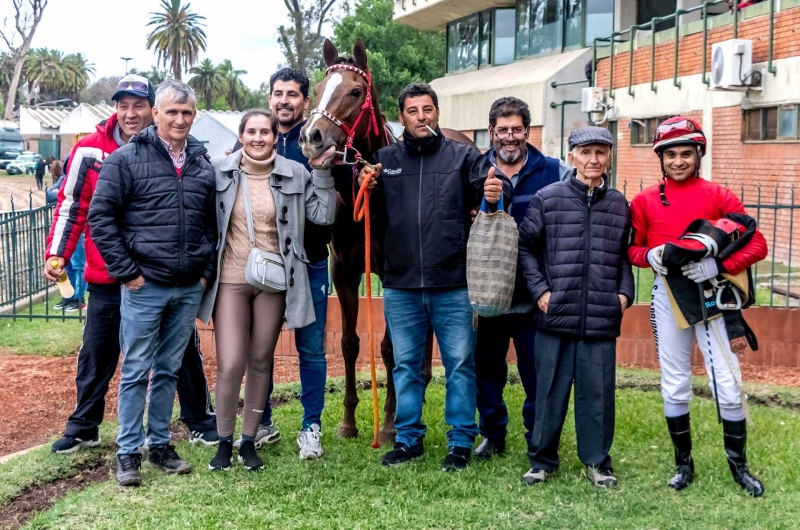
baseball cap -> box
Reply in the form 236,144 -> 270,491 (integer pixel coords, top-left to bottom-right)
568,126 -> 616,150
112,74 -> 155,107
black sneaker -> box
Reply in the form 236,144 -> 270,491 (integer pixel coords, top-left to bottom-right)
587,466 -> 618,488
116,454 -> 142,487
64,300 -> 86,313
209,441 -> 233,471
51,434 -> 101,454
147,444 -> 192,474
441,446 -> 471,472
381,442 -> 424,467
474,438 -> 505,460
189,429 -> 220,446
238,440 -> 264,471
52,298 -> 68,310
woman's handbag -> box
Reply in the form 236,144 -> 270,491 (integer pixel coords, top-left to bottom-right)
241,173 -> 287,293
466,196 -> 518,318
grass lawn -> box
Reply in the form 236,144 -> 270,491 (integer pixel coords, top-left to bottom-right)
0,298 -> 84,356
12,377 -> 800,529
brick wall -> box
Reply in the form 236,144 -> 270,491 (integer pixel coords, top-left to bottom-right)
197,298 -> 800,368
529,126 -> 543,150
595,6 -> 800,91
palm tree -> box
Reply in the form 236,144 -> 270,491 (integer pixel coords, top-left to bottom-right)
220,59 -> 247,111
146,0 -> 207,81
188,59 -> 226,110
61,54 -> 95,100
24,48 -> 64,102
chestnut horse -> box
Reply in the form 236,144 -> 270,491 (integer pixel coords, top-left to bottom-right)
300,39 -> 476,442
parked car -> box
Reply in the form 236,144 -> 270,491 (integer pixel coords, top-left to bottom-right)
0,126 -> 24,170
6,153 -> 41,175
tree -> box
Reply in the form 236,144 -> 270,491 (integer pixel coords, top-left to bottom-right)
219,59 -> 247,111
129,66 -> 169,88
188,58 -> 226,110
331,0 -> 445,118
61,53 -> 94,100
278,0 -> 341,78
0,0 -> 49,119
23,48 -> 94,104
80,76 -> 122,105
146,0 -> 207,81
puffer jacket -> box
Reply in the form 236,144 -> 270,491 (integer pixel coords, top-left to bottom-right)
88,126 -> 217,286
518,172 -> 635,340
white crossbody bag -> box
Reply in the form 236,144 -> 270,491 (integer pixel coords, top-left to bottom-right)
241,173 -> 287,292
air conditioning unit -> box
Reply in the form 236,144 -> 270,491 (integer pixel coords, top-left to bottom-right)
581,87 -> 604,113
710,39 -> 757,90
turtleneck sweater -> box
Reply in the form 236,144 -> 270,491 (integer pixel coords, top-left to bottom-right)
220,150 -> 280,284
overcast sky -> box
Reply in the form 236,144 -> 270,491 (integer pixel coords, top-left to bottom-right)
2,0 -> 300,89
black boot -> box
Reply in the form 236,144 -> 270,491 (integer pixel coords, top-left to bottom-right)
722,419 -> 764,497
666,414 -> 694,491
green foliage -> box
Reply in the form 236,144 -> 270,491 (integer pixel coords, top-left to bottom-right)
331,0 -> 445,118
146,0 -> 207,81
0,299 -> 84,356
79,76 -> 121,105
23,48 -> 95,104
188,58 -> 227,110
19,382 -> 800,529
129,66 -> 170,88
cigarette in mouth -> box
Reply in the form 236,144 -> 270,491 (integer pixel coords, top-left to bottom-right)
425,125 -> 437,136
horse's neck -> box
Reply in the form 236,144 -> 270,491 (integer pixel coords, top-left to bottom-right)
352,117 -> 387,160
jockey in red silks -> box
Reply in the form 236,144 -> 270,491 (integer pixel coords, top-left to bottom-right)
629,116 -> 767,497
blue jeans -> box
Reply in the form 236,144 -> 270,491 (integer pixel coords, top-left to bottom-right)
64,234 -> 87,302
261,259 -> 329,429
384,287 -> 478,449
116,280 -> 204,455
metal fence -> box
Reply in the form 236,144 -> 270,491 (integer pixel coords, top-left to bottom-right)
1,180 -> 797,322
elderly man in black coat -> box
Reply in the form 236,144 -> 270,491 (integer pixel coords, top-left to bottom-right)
517,126 -> 635,488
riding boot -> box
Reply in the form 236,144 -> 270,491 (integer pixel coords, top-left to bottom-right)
665,413 -> 694,491
722,418 -> 765,497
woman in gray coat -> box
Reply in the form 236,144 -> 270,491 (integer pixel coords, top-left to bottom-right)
198,109 -> 336,472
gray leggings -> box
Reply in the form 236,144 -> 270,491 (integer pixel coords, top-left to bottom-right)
213,283 -> 285,438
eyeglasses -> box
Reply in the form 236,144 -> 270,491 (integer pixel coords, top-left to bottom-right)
492,127 -> 528,140
116,76 -> 149,94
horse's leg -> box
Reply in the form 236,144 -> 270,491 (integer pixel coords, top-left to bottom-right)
333,258 -> 363,439
424,327 -> 434,388
379,331 -> 396,443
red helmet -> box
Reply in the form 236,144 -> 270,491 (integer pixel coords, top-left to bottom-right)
653,116 -> 707,156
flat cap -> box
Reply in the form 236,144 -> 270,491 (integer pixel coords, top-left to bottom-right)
568,126 -> 616,150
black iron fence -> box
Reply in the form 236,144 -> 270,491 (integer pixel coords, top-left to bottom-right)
1,180 -> 797,322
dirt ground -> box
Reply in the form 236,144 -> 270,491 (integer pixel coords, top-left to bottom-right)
0,175 -> 48,212
0,350 -> 376,456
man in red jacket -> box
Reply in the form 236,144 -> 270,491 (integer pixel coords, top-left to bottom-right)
44,75 -> 217,454
629,116 -> 766,497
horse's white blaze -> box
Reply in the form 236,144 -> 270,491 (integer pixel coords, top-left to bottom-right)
309,72 -> 343,130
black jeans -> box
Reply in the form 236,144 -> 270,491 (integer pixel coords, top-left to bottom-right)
63,283 -> 215,439
527,331 -> 616,472
475,313 -> 537,444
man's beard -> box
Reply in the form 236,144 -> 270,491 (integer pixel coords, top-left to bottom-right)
495,142 -> 525,164
276,105 -> 298,125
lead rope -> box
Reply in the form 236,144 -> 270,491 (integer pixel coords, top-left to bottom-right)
352,158 -> 381,449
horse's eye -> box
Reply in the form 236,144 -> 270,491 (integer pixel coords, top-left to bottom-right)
350,89 -> 362,98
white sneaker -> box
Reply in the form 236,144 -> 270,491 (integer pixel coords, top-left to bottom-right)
297,424 -> 324,460
233,419 -> 281,450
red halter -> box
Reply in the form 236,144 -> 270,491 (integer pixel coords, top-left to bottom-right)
310,64 -> 381,160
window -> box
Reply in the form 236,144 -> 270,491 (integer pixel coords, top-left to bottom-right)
474,130 -> 491,150
745,104 -> 800,142
447,8 -> 515,73
564,0 -> 581,48
630,117 -> 669,146
447,15 -> 479,73
585,0 -> 614,48
514,0 -> 614,58
637,0 -> 677,31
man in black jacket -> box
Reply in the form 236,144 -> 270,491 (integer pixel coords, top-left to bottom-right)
518,127 -> 634,488
89,79 -> 217,487
359,83 -> 512,471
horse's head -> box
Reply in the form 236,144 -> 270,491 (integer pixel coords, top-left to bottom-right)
301,38 -> 381,169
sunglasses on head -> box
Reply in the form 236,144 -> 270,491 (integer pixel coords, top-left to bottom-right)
116,79 -> 149,93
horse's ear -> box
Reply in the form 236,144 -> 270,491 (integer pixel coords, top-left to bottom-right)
353,38 -> 368,70
323,39 -> 338,67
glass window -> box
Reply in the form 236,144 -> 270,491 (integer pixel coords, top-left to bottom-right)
494,9 -> 515,66
637,0 -> 677,31
479,11 -> 492,67
764,107 -> 778,140
474,130 -> 491,150
530,0 -> 562,56
585,0 -> 614,48
564,0 -> 582,48
778,106 -> 798,139
447,15 -> 479,73
515,0 -> 530,58
746,110 -> 761,141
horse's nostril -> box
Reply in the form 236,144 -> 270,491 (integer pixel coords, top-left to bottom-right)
311,130 -> 323,146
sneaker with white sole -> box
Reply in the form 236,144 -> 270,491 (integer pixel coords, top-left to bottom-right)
189,429 -> 220,446
234,419 -> 281,450
51,434 -> 101,454
586,466 -> 618,488
523,468 -> 552,485
297,424 -> 324,460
